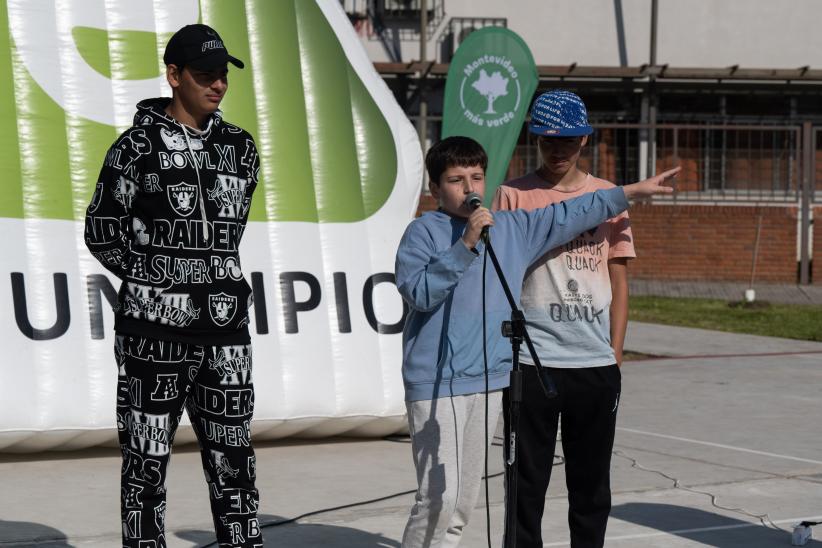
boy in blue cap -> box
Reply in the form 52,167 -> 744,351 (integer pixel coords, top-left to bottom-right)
492,90 -> 634,547
395,136 -> 677,547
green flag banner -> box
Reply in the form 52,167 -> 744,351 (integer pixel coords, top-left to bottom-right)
441,27 -> 538,204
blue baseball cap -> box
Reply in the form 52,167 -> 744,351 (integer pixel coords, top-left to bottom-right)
528,90 -> 593,137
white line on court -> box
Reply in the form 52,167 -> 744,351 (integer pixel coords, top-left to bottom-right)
542,515 -> 822,545
617,427 -> 822,466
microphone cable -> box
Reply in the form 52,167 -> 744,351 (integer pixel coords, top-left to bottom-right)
465,192 -> 494,548
194,442 -> 509,548
482,238 -> 492,548
193,439 -> 562,548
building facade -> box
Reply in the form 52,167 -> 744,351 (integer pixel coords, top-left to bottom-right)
342,0 -> 821,285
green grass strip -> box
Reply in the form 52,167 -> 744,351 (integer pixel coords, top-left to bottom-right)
629,295 -> 822,342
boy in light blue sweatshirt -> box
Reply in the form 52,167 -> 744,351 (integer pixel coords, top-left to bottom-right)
395,136 -> 677,547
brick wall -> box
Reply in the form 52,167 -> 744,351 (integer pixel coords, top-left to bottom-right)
415,197 -> 819,284
628,204 -> 798,283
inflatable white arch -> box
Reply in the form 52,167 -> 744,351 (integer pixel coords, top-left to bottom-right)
0,0 -> 422,451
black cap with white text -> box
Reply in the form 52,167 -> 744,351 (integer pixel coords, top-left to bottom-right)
163,24 -> 245,70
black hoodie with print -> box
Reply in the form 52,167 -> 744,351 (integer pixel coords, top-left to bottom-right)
85,97 -> 259,345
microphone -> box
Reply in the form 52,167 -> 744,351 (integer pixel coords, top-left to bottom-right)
463,192 -> 489,243
464,192 -> 483,210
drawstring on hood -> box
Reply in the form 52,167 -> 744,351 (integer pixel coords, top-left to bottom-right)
132,97 -> 222,241
180,122 -> 210,241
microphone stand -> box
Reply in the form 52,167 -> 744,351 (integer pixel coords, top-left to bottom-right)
481,230 -> 558,548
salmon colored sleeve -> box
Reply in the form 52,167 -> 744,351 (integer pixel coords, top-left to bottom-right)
491,185 -> 512,212
608,211 -> 636,259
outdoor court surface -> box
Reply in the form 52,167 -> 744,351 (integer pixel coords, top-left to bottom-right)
1,322 -> 821,547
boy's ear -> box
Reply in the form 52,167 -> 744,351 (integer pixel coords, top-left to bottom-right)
581,135 -> 589,147
428,179 -> 440,200
166,64 -> 182,89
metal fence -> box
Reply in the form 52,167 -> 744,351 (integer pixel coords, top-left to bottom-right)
339,0 -> 446,46
510,123 -> 820,204
509,121 -> 818,283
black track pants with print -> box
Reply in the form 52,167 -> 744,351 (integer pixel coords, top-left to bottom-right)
115,333 -> 262,548
503,364 -> 621,548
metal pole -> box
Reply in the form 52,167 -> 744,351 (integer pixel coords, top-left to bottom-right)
418,0 -> 428,156
749,212 -> 763,290
480,236 -> 556,548
647,0 -> 658,177
800,122 -> 812,285
672,127 -> 678,203
639,96 -> 649,180
650,0 -> 658,66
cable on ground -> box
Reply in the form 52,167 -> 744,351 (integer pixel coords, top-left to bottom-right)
196,434 -> 564,548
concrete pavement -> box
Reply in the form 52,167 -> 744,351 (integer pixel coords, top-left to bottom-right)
1,322 -> 822,547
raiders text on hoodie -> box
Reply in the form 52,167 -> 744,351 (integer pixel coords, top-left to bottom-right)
85,97 -> 259,345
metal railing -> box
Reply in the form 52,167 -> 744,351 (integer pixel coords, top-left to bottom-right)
339,0 -> 445,35
509,123 -> 820,204
339,0 -> 368,17
374,0 -> 445,28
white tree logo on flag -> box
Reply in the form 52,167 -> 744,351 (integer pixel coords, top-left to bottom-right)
457,54 -> 522,129
472,69 -> 509,114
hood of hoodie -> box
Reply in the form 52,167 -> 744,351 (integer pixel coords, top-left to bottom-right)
134,97 -> 223,139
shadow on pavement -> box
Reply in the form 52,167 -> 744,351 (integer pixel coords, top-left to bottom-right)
611,502 -> 822,547
175,514 -> 400,548
0,519 -> 74,547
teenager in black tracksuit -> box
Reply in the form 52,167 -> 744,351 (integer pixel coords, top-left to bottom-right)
85,25 -> 262,548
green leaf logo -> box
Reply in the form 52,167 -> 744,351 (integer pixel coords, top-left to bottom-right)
235,0 -> 398,222
0,0 -> 422,452
0,0 -> 402,223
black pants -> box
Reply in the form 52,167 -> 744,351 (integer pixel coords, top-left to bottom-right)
503,364 -> 621,548
115,333 -> 262,548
